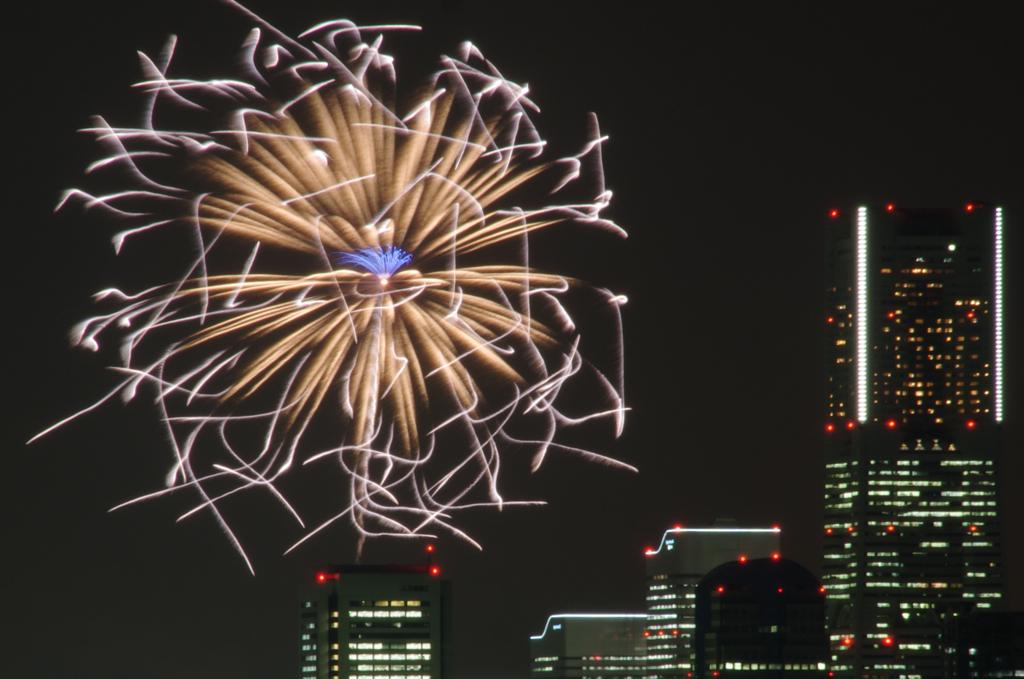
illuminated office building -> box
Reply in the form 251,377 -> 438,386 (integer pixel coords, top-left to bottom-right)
299,564 -> 451,679
823,204 -> 1006,677
643,522 -> 782,677
529,613 -> 647,678
693,557 -> 828,677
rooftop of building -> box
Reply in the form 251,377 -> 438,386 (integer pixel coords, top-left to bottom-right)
313,563 -> 443,583
644,520 -> 781,557
530,613 -> 648,641
700,556 -> 822,597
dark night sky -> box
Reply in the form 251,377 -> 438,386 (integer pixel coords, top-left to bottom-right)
5,2 -> 1022,677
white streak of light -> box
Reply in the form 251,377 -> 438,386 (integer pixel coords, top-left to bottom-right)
856,206 -> 868,423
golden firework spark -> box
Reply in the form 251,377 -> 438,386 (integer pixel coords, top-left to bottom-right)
36,4 -> 629,570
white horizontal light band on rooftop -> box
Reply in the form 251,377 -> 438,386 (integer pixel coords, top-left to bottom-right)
530,613 -> 648,640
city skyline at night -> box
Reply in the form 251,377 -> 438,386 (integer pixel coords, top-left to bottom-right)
7,2 -> 1022,678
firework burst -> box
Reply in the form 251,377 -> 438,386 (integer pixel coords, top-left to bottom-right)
35,2 -> 629,571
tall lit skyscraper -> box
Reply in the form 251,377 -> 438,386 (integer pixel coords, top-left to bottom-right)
299,564 -> 451,679
823,204 -> 1006,678
643,522 -> 782,677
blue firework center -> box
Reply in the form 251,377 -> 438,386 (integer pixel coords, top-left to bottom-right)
336,246 -> 414,277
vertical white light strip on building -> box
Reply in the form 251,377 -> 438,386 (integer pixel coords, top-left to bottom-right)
994,207 -> 1003,422
856,206 -> 868,422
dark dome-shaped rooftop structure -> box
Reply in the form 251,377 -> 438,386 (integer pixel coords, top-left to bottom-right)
694,557 -> 828,677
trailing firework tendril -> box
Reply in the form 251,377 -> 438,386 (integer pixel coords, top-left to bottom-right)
34,2 -> 629,571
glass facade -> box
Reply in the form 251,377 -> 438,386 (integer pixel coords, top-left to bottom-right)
945,611 -> 1024,678
823,205 -> 1006,678
694,557 -> 828,677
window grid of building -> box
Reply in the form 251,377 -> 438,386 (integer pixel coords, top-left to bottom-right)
299,566 -> 450,679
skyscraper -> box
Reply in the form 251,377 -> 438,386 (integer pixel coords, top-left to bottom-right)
644,522 -> 782,677
693,557 -> 828,677
529,613 -> 648,678
822,204 -> 1006,678
299,564 -> 452,679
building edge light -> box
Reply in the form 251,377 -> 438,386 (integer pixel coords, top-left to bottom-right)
529,613 -> 648,640
994,206 -> 1003,422
856,206 -> 869,423
645,526 -> 782,557
666,527 -> 781,532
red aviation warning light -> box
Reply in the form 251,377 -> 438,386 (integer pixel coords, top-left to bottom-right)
846,420 -> 856,430
966,419 -> 977,430
886,203 -> 895,213
716,585 -> 725,594
882,636 -> 895,647
316,572 -> 327,584
825,422 -> 836,433
829,208 -> 840,219
771,552 -> 781,561
425,543 -> 435,553
644,546 -> 655,556
965,202 -> 975,213
429,565 -> 441,577
841,636 -> 854,647
738,554 -> 748,564
885,419 -> 898,430
886,524 -> 896,533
